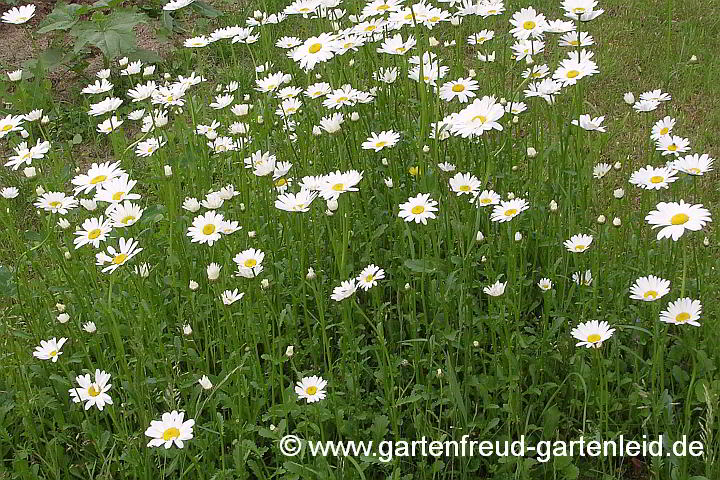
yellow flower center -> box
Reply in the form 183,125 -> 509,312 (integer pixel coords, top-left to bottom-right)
306,386 -> 318,395
112,191 -> 125,201
365,25 -> 377,31
49,350 -> 58,357
112,253 -> 128,265
644,290 -> 658,299
404,13 -> 414,19
575,245 -> 585,251
88,385 -> 101,397
50,201 -> 62,208
121,215 -> 136,224
336,96 -> 349,103
660,127 -> 669,135
275,178 -> 287,187
377,4 -> 390,10
481,198 -> 491,204
472,115 -> 487,124
332,183 -> 344,191
670,213 -> 689,225
675,312 -> 690,323
668,144 -> 677,151
408,167 -> 418,175
650,176 -> 664,184
429,16 -> 440,21
1,125 -> 12,131
90,175 -> 107,184
244,259 -> 257,268
504,208 -> 517,216
308,43 -> 323,54
411,205 -> 425,214
203,224 -> 216,235
573,7 -> 586,13
458,185 -> 471,191
570,40 -> 580,46
163,427 -> 181,441
395,47 -> 406,53
365,274 -> 374,282
523,20 -> 536,29
452,84 -> 466,92
88,228 -> 102,240
375,141 -> 387,147
566,70 -> 580,78
689,167 -> 701,174
587,334 -> 602,343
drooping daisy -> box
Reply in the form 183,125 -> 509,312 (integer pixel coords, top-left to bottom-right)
471,189 -> 500,207
439,77 -> 479,103
34,192 -> 78,215
295,376 -> 328,403
538,278 -> 553,291
448,172 -> 481,196
672,153 -> 714,176
2,4 -> 36,24
633,99 -> 660,112
659,298 -> 702,326
95,237 -> 143,273
135,137 -> 166,157
87,97 -> 123,116
0,114 -> 24,138
629,275 -> 670,302
564,234 -> 593,253
437,162 -> 456,172
361,131 -> 400,152
187,211 -> 227,246
331,278 -> 358,301
593,163 -> 611,179
73,216 -> 113,249
572,270 -> 593,286
69,369 -> 113,411
398,193 -> 438,224
357,264 -> 385,291
145,411 -> 195,449
448,95 -> 505,138
220,289 -> 245,305
490,198 -> 529,223
483,280 -> 507,297
645,200 -> 712,241
318,170 -> 364,200
32,337 -> 68,362
94,174 -> 141,206
109,201 -> 144,227
467,30 -> 495,45
275,189 -> 318,212
571,114 -> 605,132
656,135 -> 690,156
562,0 -> 604,21
571,320 -> 615,348
640,89 -> 671,103
629,165 -> 678,190
553,49 -> 598,86
558,31 -> 594,47
233,248 -> 265,278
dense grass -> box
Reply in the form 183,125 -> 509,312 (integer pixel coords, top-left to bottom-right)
0,0 -> 718,479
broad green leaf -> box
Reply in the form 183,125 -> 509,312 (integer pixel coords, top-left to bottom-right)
191,1 -> 224,18
36,3 -> 85,34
